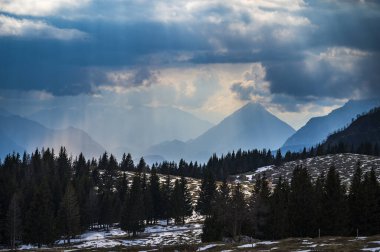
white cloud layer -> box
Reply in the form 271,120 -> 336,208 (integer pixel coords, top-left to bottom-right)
0,0 -> 90,16
0,15 -> 87,40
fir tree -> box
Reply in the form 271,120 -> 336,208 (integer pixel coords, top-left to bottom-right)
196,169 -> 216,216
228,183 -> 246,239
288,166 -> 315,237
57,183 -> 81,244
322,166 -> 348,236
348,163 -> 364,235
120,153 -> 135,171
270,176 -> 289,239
161,174 -> 173,225
24,179 -> 56,247
120,174 -> 145,236
6,193 -> 22,250
150,167 -> 162,223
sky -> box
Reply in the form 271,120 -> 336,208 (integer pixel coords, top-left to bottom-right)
1,0 -> 380,129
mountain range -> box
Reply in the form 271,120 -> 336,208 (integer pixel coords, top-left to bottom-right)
147,103 -> 296,162
0,113 -> 105,159
323,106 -> 380,149
281,99 -> 380,152
28,106 -> 213,158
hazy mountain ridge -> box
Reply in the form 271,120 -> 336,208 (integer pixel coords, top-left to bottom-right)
28,106 -> 213,158
0,113 -> 105,158
147,103 -> 295,162
281,99 -> 380,152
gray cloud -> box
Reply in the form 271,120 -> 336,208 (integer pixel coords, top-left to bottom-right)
0,0 -> 379,114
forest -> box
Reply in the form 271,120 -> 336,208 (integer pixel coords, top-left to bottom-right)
0,142 -> 379,249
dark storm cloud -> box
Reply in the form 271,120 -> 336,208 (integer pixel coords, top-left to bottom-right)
0,0 -> 379,104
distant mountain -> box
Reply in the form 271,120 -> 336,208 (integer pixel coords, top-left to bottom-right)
28,106 -> 213,158
281,99 -> 380,152
0,114 -> 105,158
323,107 -> 380,149
147,103 -> 295,162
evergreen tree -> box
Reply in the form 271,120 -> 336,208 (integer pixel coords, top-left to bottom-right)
120,153 -> 134,171
270,176 -> 289,239
228,183 -> 246,239
214,179 -> 230,237
252,175 -> 271,239
322,166 -> 348,236
142,173 -> 154,224
274,149 -> 282,166
201,214 -> 223,242
6,193 -> 22,250
137,157 -> 148,174
171,177 -> 193,225
150,167 -> 162,223
24,179 -> 56,247
348,164 -> 364,235
288,166 -> 315,237
84,188 -> 99,230
180,176 -> 193,224
57,184 -> 81,244
161,174 -> 173,225
196,169 -> 216,216
362,168 -> 380,235
120,174 -> 145,236
171,179 -> 183,224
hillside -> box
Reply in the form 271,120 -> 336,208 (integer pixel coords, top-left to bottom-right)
234,153 -> 380,186
147,103 -> 295,162
323,107 -> 380,149
281,99 -> 380,152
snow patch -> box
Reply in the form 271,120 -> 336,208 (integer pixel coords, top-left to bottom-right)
197,244 -> 222,251
238,243 -> 256,248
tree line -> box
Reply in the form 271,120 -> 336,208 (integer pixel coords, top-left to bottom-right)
0,148 -> 193,249
201,163 -> 380,242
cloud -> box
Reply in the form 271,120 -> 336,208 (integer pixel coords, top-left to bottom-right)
0,15 -> 87,40
230,63 -> 270,102
266,46 -> 378,102
0,0 -> 90,16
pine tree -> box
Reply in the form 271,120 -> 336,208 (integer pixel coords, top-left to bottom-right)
196,169 -> 216,216
57,183 -> 81,244
120,174 -> 145,236
323,166 -> 348,236
6,193 -> 22,250
120,153 -> 135,171
84,188 -> 99,230
201,214 -> 223,242
180,176 -> 193,224
270,176 -> 289,239
214,179 -> 230,237
150,167 -> 162,223
24,179 -> 56,247
228,183 -> 246,239
348,163 -> 364,235
161,174 -> 173,225
137,157 -> 147,174
252,175 -> 271,239
288,166 -> 315,237
142,173 -> 154,224
362,168 -> 380,235
172,179 -> 183,224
